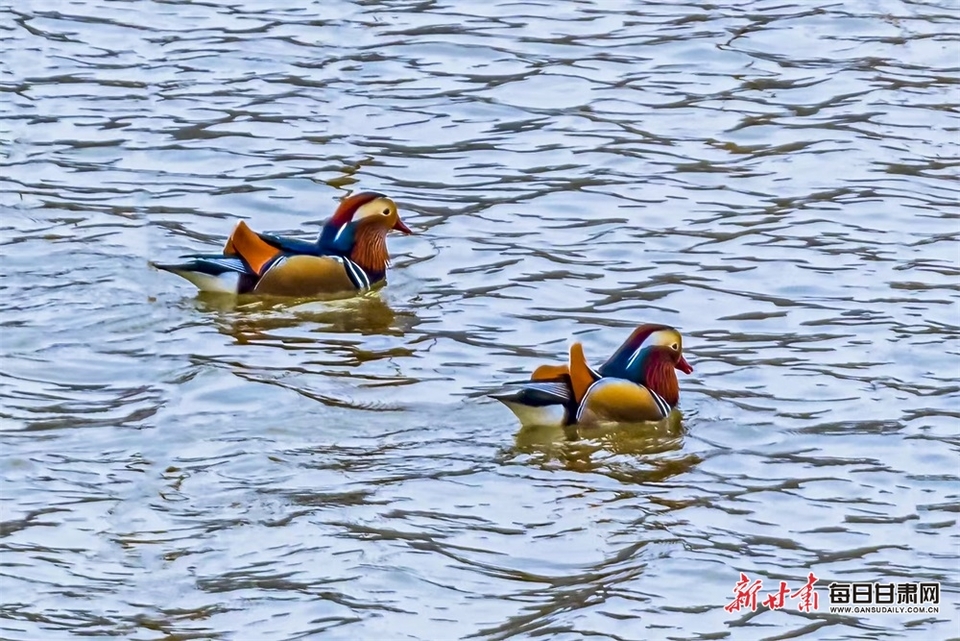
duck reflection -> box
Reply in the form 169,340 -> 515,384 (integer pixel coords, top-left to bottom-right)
509,410 -> 701,483
192,290 -> 419,347
183,291 -> 422,409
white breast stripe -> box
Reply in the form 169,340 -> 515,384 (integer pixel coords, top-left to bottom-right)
332,225 -> 348,244
341,257 -> 370,289
575,379 -> 603,423
649,388 -> 670,418
260,256 -> 286,278
353,259 -> 370,288
331,256 -> 353,287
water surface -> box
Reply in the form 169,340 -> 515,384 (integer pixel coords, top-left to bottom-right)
2,1 -> 958,639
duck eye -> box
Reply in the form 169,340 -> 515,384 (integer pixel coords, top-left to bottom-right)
382,208 -> 390,215
671,343 -> 679,351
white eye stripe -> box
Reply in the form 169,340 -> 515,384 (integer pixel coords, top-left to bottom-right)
355,199 -> 393,220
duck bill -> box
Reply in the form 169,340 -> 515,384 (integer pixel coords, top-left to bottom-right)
393,218 -> 412,234
676,355 -> 693,375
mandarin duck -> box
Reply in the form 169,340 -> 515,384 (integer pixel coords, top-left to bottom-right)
491,324 -> 693,428
154,191 -> 411,296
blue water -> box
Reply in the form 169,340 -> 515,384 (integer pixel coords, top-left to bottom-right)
2,1 -> 958,639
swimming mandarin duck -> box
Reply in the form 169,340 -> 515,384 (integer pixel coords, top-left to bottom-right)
491,324 -> 693,428
154,191 -> 411,296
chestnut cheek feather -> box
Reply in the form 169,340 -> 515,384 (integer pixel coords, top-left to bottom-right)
350,225 -> 391,277
646,359 -> 680,407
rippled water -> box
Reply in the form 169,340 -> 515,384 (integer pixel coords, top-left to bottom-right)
2,0 -> 958,639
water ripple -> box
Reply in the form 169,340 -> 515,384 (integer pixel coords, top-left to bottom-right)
2,0 -> 958,639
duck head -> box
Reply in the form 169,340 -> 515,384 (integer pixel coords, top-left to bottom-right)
318,191 -> 412,279
318,191 -> 411,254
600,323 -> 693,378
619,344 -> 686,407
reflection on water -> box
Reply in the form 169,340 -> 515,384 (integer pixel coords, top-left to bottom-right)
509,411 -> 699,484
2,0 -> 958,639
198,292 -> 409,341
